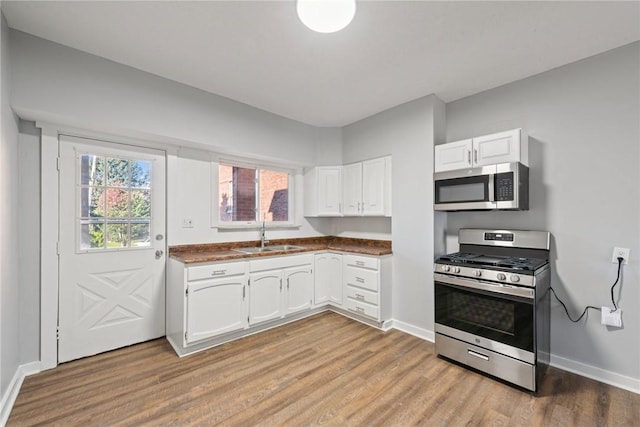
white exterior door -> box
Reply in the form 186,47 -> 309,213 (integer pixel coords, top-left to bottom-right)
58,135 -> 166,363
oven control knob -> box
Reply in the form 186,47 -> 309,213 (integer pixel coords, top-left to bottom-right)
472,270 -> 482,277
510,275 -> 520,283
442,265 -> 451,272
452,266 -> 461,273
497,273 -> 506,281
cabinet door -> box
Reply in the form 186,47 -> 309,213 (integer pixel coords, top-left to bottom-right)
249,270 -> 283,325
317,167 -> 342,216
362,157 -> 386,216
473,129 -> 521,167
327,254 -> 343,305
342,162 -> 362,216
434,139 -> 473,172
284,265 -> 314,315
186,275 -> 247,343
314,253 -> 331,304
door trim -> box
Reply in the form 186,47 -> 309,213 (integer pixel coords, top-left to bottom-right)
38,122 -> 174,370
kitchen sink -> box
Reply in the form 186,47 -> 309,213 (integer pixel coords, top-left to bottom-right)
233,245 -> 303,254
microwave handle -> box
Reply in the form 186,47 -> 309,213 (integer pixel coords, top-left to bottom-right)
488,174 -> 495,202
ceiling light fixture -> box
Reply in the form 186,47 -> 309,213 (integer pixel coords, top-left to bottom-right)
296,0 -> 356,34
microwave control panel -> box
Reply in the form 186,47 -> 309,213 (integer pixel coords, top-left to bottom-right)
495,172 -> 514,201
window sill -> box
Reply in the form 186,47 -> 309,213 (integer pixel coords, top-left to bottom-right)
215,223 -> 301,231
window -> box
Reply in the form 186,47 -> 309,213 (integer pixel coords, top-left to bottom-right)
216,162 -> 293,227
78,154 -> 152,250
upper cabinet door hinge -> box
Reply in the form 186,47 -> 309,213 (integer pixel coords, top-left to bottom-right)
56,326 -> 60,341
56,242 -> 60,255
56,157 -> 61,171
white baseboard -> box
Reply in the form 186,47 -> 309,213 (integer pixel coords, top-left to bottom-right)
550,354 -> 640,394
0,361 -> 42,425
390,319 -> 435,342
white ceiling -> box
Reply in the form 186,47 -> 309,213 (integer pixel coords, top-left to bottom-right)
3,1 -> 639,127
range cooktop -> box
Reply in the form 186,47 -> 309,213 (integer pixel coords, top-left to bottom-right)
436,252 -> 548,272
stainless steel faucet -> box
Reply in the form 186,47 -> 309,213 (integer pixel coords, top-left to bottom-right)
260,215 -> 269,248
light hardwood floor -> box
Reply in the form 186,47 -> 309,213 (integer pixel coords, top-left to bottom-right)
8,312 -> 640,426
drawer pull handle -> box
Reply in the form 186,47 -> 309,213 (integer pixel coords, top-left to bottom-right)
355,277 -> 365,283
211,270 -> 226,276
467,349 -> 489,361
349,307 -> 365,314
355,261 -> 365,266
355,293 -> 365,301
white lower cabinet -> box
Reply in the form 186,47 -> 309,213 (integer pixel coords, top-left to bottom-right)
284,265 -> 314,314
167,251 -> 390,356
314,252 -> 343,306
248,270 -> 284,325
343,254 -> 391,323
248,254 -> 314,326
167,258 -> 249,350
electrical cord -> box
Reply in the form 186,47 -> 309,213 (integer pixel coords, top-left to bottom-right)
550,257 -> 624,323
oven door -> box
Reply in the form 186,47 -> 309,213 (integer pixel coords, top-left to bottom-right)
434,166 -> 496,211
434,273 -> 535,362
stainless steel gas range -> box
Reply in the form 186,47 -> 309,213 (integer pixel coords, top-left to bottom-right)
434,228 -> 551,392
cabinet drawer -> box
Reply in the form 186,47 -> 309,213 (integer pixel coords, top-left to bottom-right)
345,285 -> 378,306
344,266 -> 378,292
345,298 -> 379,320
344,254 -> 378,270
187,262 -> 247,281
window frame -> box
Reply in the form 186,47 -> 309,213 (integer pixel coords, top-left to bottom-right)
211,158 -> 297,229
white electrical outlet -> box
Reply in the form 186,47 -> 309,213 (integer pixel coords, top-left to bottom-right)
611,247 -> 630,264
601,306 -> 623,328
182,217 -> 194,228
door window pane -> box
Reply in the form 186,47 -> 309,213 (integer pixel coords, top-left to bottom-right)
130,190 -> 151,218
105,188 -> 130,218
80,155 -> 104,186
131,222 -> 151,247
106,223 -> 129,248
80,187 -> 105,218
107,158 -> 130,187
80,222 -> 105,250
130,160 -> 151,188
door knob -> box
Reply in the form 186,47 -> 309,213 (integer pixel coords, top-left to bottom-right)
155,250 -> 164,259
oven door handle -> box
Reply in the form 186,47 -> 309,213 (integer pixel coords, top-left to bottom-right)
434,273 -> 534,299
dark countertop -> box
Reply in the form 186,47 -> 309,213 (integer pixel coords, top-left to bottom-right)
169,236 -> 392,264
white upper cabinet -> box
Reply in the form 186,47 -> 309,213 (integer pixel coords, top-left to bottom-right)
342,162 -> 362,216
434,138 -> 473,172
434,129 -> 527,172
362,157 -> 387,216
342,156 -> 391,217
304,166 -> 343,217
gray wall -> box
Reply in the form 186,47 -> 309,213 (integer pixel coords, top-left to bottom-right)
445,42 -> 640,380
0,11 -> 21,401
9,30 -> 320,166
343,95 -> 446,331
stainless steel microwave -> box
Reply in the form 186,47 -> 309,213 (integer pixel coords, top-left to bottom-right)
434,162 -> 529,211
